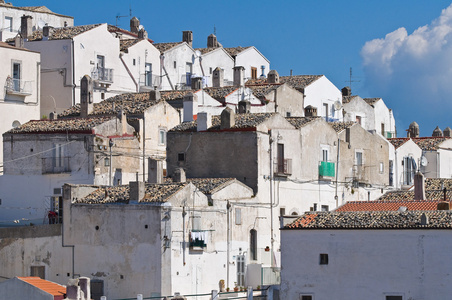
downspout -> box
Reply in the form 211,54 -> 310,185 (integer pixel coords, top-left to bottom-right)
226,201 -> 231,290
119,53 -> 138,92
143,114 -> 146,183
269,131 -> 274,268
335,138 -> 340,207
395,150 -> 398,188
71,40 -> 75,106
160,54 -> 174,90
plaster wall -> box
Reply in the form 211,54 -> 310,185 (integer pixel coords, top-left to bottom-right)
343,96 -> 374,131
0,6 -> 73,41
271,84 -> 304,117
280,229 -> 452,299
393,140 -> 422,189
234,47 -> 270,81
373,99 -> 396,138
304,76 -> 342,121
437,139 -> 452,178
0,278 -> 56,299
199,48 -> 234,87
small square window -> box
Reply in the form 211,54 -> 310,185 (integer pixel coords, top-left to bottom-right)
386,296 -> 402,300
104,157 -> 110,167
286,112 -> 291,117
209,67 -> 213,74
321,205 -> 329,212
300,295 -> 313,300
319,253 -> 328,265
159,129 -> 166,145
178,153 -> 185,162
174,61 -> 177,69
380,162 -> 384,173
235,208 -> 242,225
133,59 -> 136,66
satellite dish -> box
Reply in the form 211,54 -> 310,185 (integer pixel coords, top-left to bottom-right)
195,50 -> 202,57
138,24 -> 144,31
12,120 -> 21,128
37,20 -> 46,29
333,100 -> 342,111
420,156 -> 428,167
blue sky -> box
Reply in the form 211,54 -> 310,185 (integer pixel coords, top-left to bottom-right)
18,0 -> 452,136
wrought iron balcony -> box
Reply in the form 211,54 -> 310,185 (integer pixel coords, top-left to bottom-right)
91,67 -> 114,83
5,78 -> 32,96
274,158 -> 292,176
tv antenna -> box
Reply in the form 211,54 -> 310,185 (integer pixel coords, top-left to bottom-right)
115,5 -> 132,26
346,67 -> 360,95
214,25 -> 216,36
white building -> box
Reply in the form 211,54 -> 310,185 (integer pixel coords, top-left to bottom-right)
224,46 -> 270,81
0,1 -> 73,41
0,41 -> 40,173
280,209 -> 452,300
363,97 -> 396,138
388,138 -> 422,189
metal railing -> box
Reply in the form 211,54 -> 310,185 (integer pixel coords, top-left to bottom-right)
5,78 -> 33,95
92,67 -> 114,82
42,157 -> 71,174
274,158 -> 292,176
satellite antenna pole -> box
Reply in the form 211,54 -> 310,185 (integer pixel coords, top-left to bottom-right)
347,67 -> 360,95
214,25 -> 216,36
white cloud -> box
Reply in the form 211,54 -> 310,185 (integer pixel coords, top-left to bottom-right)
361,4 -> 452,135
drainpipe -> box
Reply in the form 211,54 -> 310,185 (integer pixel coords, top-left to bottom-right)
119,53 -> 138,92
226,201 -> 231,290
143,114 -> 146,183
71,40 -> 76,106
268,131 -> 274,267
335,138 -> 340,207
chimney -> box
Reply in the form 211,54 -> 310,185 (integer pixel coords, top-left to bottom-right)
420,213 -> 429,225
437,201 -> 450,210
183,92 -> 198,122
78,277 -> 91,300
20,15 -> 33,40
173,168 -> 186,183
148,159 -> 163,184
138,28 -> 148,40
43,25 -> 54,39
66,278 -> 81,300
220,107 -> 235,130
341,86 -> 351,97
207,34 -> 218,48
304,105 -> 317,117
80,75 -> 94,117
191,77 -> 203,90
414,171 -> 425,201
267,70 -> 279,84
130,17 -> 140,34
432,126 -> 443,137
49,112 -> 57,120
407,121 -> 419,138
14,34 -> 24,48
182,31 -> 193,47
238,100 -> 250,114
129,181 -> 145,202
149,89 -> 161,101
212,67 -> 224,88
233,66 -> 245,87
197,111 -> 211,131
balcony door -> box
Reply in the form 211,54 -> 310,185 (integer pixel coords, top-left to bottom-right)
277,143 -> 284,173
145,63 -> 152,86
13,62 -> 20,91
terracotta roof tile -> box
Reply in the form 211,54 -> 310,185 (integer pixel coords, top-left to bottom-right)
363,97 -> 381,106
285,211 -> 452,229
388,137 -> 410,149
7,117 -> 113,134
342,95 -> 358,104
27,24 -> 101,41
286,117 -> 320,129
336,200 -> 451,212
154,42 -> 183,53
412,137 -> 450,151
18,277 -> 66,297
328,121 -> 355,133
223,46 -> 251,57
379,178 -> 452,201
203,86 -> 238,101
120,39 -> 141,51
279,75 -> 323,91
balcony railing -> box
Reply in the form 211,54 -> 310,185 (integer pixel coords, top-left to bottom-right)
274,158 -> 292,176
91,67 -> 114,83
139,74 -> 161,91
261,267 -> 281,286
5,78 -> 32,95
42,157 -> 71,174
319,161 -> 335,178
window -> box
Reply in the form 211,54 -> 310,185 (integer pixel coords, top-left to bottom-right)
322,149 -> 328,162
30,266 -> 45,279
313,203 -> 317,211
235,208 -> 241,225
286,112 -> 291,117
50,196 -> 63,224
386,296 -> 402,300
178,153 -> 185,162
5,16 -> 12,32
277,143 -> 284,173
209,67 -> 212,74
323,103 -> 329,121
159,129 -> 166,145
389,160 -> 394,186
185,62 -> 193,85
280,207 -> 286,216
356,115 -> 361,125
403,157 -> 414,185
355,151 -> 363,166
380,162 -> 384,173
173,61 -> 177,69
251,67 -> 257,79
300,296 -> 313,300
133,59 -> 136,66
381,123 -> 385,136
321,205 -> 329,212
104,157 -> 110,167
145,63 -> 152,86
53,143 -> 64,168
250,229 -> 257,260
319,253 -> 328,265
12,62 -> 21,92
91,280 -> 104,300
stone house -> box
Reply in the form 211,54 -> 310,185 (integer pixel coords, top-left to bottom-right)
0,41 -> 40,172
342,94 -> 374,130
0,1 -> 73,41
0,111 -> 140,226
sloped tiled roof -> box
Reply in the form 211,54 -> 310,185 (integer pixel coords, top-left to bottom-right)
388,137 -> 410,149
342,95 -> 358,104
379,178 -> 452,201
195,47 -> 218,55
285,211 -> 452,229
120,39 -> 141,51
203,86 -> 238,101
17,277 -> 66,297
286,117 -> 320,129
363,97 -> 381,106
77,183 -> 187,204
279,75 -> 323,91
247,84 -> 281,99
165,177 -> 237,194
412,137 -> 450,151
7,117 -> 113,134
59,93 -> 163,118
328,121 -> 355,133
223,46 -> 251,57
170,113 -> 276,132
336,200 -> 451,212
27,24 -> 101,41
153,42 -> 183,53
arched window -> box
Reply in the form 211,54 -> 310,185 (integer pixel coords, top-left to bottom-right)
250,229 -> 257,261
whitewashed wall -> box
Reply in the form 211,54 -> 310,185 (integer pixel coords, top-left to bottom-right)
304,75 -> 342,121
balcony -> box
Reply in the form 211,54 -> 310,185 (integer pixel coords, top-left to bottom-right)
261,267 -> 281,286
42,157 -> 71,174
91,67 -> 114,84
5,78 -> 32,96
274,158 -> 292,176
139,74 -> 161,91
319,161 -> 335,178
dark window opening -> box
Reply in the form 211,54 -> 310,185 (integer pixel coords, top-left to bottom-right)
250,229 -> 257,260
320,253 -> 328,265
